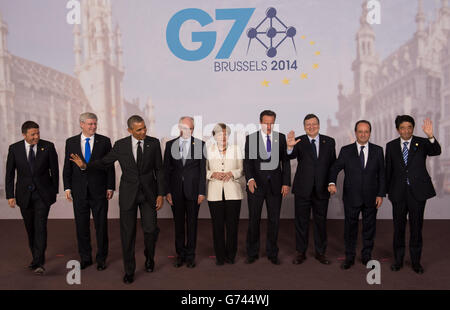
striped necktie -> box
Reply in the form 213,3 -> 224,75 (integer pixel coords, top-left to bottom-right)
402,142 -> 409,165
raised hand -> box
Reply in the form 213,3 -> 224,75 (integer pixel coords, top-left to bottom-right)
287,130 -> 301,149
70,154 -> 87,169
422,118 -> 434,138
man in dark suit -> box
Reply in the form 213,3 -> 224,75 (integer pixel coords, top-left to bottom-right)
328,120 -> 385,270
386,115 -> 441,274
286,114 -> 336,265
244,110 -> 291,265
164,116 -> 206,268
5,121 -> 59,275
70,115 -> 164,284
63,112 -> 115,271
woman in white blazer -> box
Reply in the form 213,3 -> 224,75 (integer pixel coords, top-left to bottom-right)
206,123 -> 244,265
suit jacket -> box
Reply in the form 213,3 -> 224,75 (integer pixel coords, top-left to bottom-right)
87,135 -> 164,211
386,136 -> 441,202
244,131 -> 291,195
329,142 -> 386,207
63,133 -> 115,200
287,134 -> 336,199
163,136 -> 206,200
5,139 -> 59,208
206,143 -> 244,201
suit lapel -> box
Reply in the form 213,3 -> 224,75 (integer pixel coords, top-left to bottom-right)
126,136 -> 137,165
365,143 -> 375,170
142,136 -> 152,169
35,140 -> 45,167
90,134 -> 100,161
20,141 -> 32,174
407,136 -> 418,166
353,143 -> 363,170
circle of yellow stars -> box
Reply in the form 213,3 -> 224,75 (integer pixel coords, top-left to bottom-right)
260,35 -> 321,87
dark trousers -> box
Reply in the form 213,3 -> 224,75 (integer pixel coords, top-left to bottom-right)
343,203 -> 377,261
72,188 -> 109,263
208,191 -> 241,263
294,191 -> 329,255
120,189 -> 159,275
392,186 -> 426,266
246,183 -> 282,259
171,189 -> 200,261
20,191 -> 50,267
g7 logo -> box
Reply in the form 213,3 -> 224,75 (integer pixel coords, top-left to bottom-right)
166,8 -> 255,61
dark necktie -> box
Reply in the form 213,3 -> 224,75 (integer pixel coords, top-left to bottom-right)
266,135 -> 271,154
28,145 -> 36,173
311,139 -> 317,160
137,141 -> 143,170
360,145 -> 365,169
181,140 -> 188,166
403,142 -> 410,184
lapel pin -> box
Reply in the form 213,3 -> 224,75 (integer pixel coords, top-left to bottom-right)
415,143 -> 419,146
41,148 -> 44,151
275,140 -> 278,143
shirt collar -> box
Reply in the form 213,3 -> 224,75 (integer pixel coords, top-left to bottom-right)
179,136 -> 191,143
308,134 -> 319,142
81,133 -> 94,142
24,140 -> 36,149
401,137 -> 412,145
356,141 -> 369,149
260,129 -> 272,138
131,135 -> 143,145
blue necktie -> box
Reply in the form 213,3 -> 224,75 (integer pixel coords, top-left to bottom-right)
266,135 -> 271,154
85,137 -> 91,163
403,142 -> 409,185
360,145 -> 365,169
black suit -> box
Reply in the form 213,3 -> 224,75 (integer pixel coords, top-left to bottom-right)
63,133 -> 115,263
5,139 -> 59,267
329,142 -> 385,261
244,131 -> 291,259
287,134 -> 336,255
87,135 -> 164,275
163,137 -> 206,262
386,136 -> 441,266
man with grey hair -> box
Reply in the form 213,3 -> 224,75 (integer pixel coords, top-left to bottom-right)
164,116 -> 206,268
63,112 -> 115,271
70,115 -> 165,284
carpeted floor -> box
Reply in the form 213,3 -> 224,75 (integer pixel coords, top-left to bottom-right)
0,219 -> 449,290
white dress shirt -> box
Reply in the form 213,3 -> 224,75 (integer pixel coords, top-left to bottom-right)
356,141 -> 369,168
81,133 -> 94,158
24,140 -> 37,158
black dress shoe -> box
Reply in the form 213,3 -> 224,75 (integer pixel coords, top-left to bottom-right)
412,264 -> 424,274
315,254 -> 330,265
292,253 -> 306,265
145,258 -> 155,272
97,262 -> 107,271
245,256 -> 258,264
361,257 -> 371,266
186,260 -> 196,268
224,257 -> 235,264
268,256 -> 281,265
390,263 -> 403,272
80,260 -> 93,270
341,260 -> 354,270
174,256 -> 184,268
123,273 -> 134,284
28,263 -> 39,270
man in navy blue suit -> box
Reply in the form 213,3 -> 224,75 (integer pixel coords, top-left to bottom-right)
328,120 -> 385,270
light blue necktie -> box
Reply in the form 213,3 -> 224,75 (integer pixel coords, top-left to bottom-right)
85,137 -> 91,163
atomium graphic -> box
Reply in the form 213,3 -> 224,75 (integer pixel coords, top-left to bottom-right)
246,7 -> 297,58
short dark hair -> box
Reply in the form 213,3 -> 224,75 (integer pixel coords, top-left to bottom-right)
259,110 -> 276,122
303,114 -> 320,124
354,120 -> 372,132
127,115 -> 144,129
395,115 -> 415,129
21,121 -> 39,134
